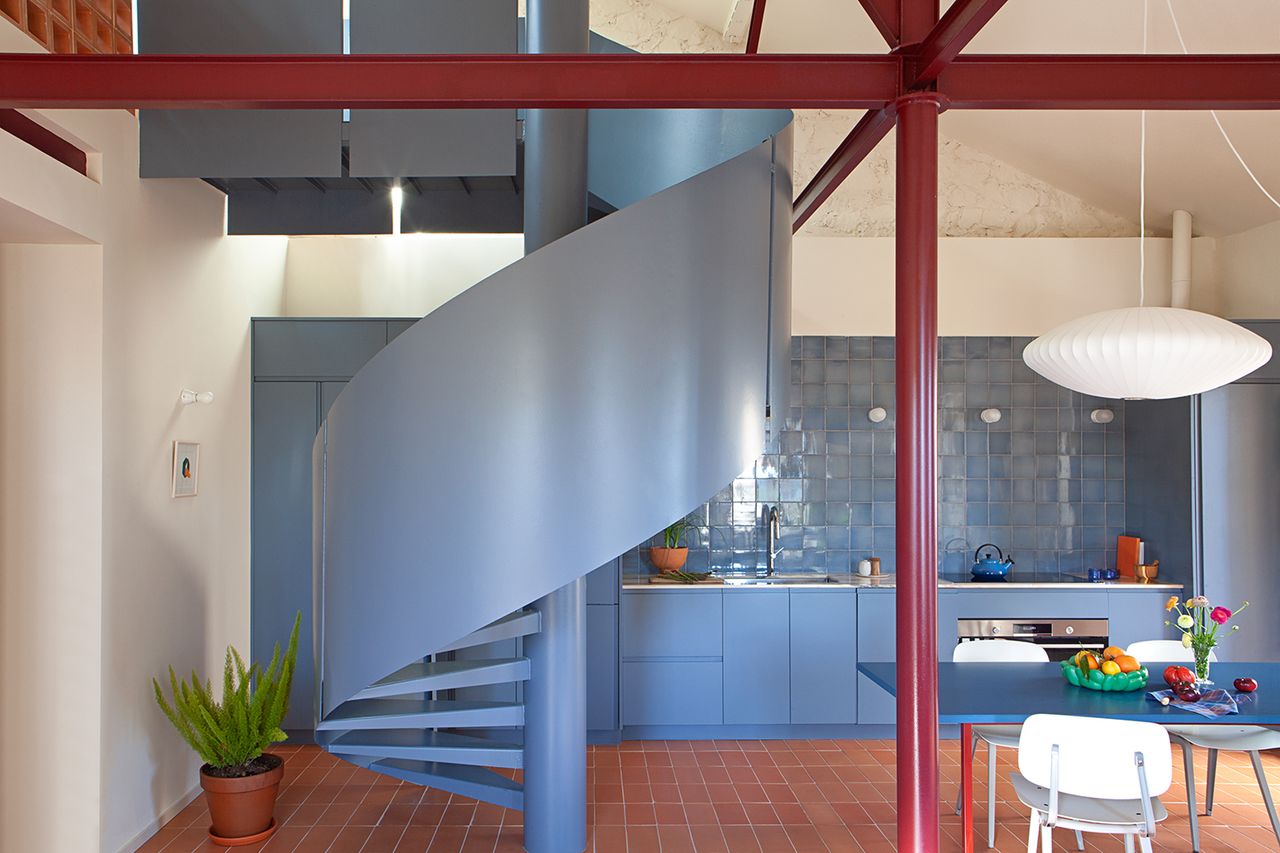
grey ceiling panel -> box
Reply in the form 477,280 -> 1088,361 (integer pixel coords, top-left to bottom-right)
348,0 -> 517,178
137,0 -> 343,178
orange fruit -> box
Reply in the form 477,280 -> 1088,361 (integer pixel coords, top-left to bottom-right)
1074,651 -> 1100,671
1102,646 -> 1126,661
1101,660 -> 1122,676
1115,655 -> 1141,673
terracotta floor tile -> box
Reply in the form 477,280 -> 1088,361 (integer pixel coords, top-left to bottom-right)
136,742 -> 1280,853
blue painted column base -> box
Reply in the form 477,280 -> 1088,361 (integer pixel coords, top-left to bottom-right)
523,578 -> 587,853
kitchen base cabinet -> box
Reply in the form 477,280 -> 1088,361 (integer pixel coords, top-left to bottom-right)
1108,592 -> 1180,650
586,603 -> 619,737
790,590 -> 857,724
857,672 -> 895,725
723,590 -> 790,725
622,661 -> 723,726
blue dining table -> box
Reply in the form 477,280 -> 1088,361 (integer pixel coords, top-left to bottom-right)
858,661 -> 1280,853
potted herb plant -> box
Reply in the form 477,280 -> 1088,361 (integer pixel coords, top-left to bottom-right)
153,612 -> 301,846
649,517 -> 697,573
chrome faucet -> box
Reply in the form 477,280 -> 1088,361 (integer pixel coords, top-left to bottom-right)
765,505 -> 781,577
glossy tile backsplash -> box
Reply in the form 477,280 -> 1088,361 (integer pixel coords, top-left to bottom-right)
621,335 -> 1125,579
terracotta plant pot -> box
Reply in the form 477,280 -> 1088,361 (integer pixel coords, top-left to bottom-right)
200,754 -> 284,846
649,547 -> 689,573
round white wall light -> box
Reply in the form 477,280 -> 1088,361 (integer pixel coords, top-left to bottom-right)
979,408 -> 1002,424
867,407 -> 888,423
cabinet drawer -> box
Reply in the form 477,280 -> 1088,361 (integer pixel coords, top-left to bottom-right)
621,590 -> 722,659
254,320 -> 389,379
622,661 -> 722,726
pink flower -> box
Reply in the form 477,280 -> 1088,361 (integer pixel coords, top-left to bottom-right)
1210,606 -> 1232,625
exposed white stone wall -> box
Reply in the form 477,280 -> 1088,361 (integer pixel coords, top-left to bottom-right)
586,0 -> 1140,238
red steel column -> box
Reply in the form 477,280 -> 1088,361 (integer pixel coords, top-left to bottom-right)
894,91 -> 942,853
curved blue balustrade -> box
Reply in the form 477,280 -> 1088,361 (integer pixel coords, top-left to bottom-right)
313,83 -> 793,820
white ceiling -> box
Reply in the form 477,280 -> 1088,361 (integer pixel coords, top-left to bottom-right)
656,0 -> 1280,236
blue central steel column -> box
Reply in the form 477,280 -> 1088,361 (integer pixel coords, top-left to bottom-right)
522,2 -> 589,853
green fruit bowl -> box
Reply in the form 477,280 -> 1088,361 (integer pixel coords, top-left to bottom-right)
1060,660 -> 1150,692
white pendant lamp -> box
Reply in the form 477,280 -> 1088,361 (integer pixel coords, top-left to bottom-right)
1022,1 -> 1272,400
1023,307 -> 1272,400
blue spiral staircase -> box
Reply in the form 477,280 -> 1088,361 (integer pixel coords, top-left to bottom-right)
310,93 -> 794,823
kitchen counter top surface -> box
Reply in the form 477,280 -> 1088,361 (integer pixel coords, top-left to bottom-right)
622,573 -> 1182,590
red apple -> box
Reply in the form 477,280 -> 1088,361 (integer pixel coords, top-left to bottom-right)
1234,677 -> 1258,693
1164,665 -> 1195,687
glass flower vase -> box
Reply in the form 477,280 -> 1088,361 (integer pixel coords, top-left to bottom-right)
1193,641 -> 1215,686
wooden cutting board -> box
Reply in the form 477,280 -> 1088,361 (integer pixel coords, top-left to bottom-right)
648,574 -> 725,585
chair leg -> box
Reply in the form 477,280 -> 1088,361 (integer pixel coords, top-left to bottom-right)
1180,740 -> 1201,852
1073,829 -> 1084,851
1026,809 -> 1040,853
957,731 -> 978,815
987,741 -> 998,849
1137,836 -> 1154,853
1205,748 -> 1218,816
1123,833 -> 1135,853
1039,823 -> 1052,852
1249,750 -> 1280,848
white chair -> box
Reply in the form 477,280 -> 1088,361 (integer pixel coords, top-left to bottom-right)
1014,714 -> 1171,853
953,640 -> 1082,850
1126,639 -> 1280,851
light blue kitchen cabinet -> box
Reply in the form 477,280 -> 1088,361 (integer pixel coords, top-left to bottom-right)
621,661 -> 723,726
387,319 -> 418,342
320,380 -> 347,417
1108,592 -> 1179,649
723,589 -> 790,725
251,380 -> 321,733
790,590 -> 857,724
586,559 -> 620,605
621,590 -> 722,658
620,590 -> 724,727
856,589 -> 962,724
253,319 -> 388,378
587,603 -> 619,734
857,672 -> 896,726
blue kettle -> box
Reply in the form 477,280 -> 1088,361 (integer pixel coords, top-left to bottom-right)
972,543 -> 1015,579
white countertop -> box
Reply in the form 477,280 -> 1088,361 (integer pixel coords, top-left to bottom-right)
623,573 -> 1183,590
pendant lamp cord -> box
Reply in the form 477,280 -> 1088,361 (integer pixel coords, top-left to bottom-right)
1165,0 -> 1280,213
1138,0 -> 1148,307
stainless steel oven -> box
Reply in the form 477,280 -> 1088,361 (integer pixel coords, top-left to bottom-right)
956,619 -> 1109,662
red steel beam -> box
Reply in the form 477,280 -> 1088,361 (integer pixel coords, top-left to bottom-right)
745,0 -> 767,53
894,91 -> 941,853
791,107 -> 896,232
0,53 -> 900,110
0,109 -> 88,175
899,0 -> 940,44
909,0 -> 1007,88
857,0 -> 900,47
942,54 -> 1280,109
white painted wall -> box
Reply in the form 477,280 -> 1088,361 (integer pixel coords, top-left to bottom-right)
0,244 -> 104,853
1218,218 -> 1280,319
792,235 -> 1227,336
282,234 -> 523,317
1,17 -> 290,847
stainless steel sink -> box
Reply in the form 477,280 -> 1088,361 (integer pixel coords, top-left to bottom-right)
719,575 -> 838,585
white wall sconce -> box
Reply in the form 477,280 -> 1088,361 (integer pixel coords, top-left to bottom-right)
979,408 -> 1002,424
867,407 -> 888,423
1090,408 -> 1115,424
179,389 -> 215,406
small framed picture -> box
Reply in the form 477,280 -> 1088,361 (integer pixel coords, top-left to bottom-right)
172,441 -> 200,498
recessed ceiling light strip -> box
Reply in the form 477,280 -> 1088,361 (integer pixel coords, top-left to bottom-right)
1164,0 -> 1280,212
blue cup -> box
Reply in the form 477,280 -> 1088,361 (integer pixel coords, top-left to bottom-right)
1087,568 -> 1104,581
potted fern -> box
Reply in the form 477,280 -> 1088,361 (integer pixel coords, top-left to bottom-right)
153,613 -> 300,846
649,517 -> 697,573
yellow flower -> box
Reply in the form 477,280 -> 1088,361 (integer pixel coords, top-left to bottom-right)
1165,595 -> 1179,612
1177,614 -> 1195,630
1182,632 -> 1193,648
